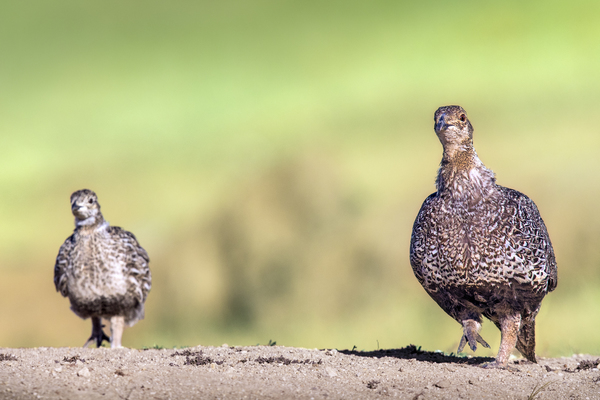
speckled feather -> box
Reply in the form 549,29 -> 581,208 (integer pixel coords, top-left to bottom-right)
409,106 -> 557,366
411,186 -> 556,295
54,190 -> 151,327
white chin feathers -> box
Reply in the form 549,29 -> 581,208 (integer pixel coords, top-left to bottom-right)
76,216 -> 97,226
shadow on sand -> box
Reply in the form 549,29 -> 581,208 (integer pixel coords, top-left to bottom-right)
338,344 -> 494,365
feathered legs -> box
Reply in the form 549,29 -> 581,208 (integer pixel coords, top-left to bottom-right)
84,317 -> 110,348
484,312 -> 522,368
81,316 -> 126,348
110,316 -> 125,348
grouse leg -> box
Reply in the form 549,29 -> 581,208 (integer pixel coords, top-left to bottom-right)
110,316 -> 125,348
484,312 -> 521,368
83,317 -> 110,348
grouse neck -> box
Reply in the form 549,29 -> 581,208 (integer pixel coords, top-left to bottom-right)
75,215 -> 108,232
435,143 -> 496,203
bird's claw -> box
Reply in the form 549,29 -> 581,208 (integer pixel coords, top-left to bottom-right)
480,361 -> 517,371
83,325 -> 110,348
458,320 -> 491,353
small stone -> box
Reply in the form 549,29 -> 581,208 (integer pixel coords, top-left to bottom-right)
434,379 -> 451,389
325,367 -> 338,377
54,367 -> 62,373
77,367 -> 91,377
366,380 -> 380,389
325,349 -> 338,356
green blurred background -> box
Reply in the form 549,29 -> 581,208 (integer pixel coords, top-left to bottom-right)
1,1 -> 599,358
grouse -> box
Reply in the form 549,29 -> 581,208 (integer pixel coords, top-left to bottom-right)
409,106 -> 557,368
54,189 -> 151,348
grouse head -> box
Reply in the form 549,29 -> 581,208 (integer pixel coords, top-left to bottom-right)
70,189 -> 103,226
434,105 -> 473,149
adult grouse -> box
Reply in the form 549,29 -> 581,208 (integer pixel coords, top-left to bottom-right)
54,189 -> 151,348
409,106 -> 557,367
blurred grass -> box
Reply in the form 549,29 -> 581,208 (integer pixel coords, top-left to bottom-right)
0,0 -> 599,357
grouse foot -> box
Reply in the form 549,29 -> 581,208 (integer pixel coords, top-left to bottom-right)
458,319 -> 490,352
84,317 -> 110,348
480,361 -> 517,371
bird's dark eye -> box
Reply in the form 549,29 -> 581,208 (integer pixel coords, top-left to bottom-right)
459,114 -> 466,122
88,198 -> 94,204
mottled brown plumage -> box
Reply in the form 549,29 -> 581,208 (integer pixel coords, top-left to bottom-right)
410,106 -> 557,367
54,189 -> 151,348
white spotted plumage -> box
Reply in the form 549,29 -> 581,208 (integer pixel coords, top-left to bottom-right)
409,106 -> 557,368
54,189 -> 151,348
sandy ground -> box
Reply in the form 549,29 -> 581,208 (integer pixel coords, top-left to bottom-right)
1,345 -> 599,399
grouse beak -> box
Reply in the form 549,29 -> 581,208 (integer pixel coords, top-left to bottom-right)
72,205 -> 88,217
435,114 -> 450,133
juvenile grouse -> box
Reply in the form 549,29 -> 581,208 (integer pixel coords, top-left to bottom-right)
54,189 -> 151,348
409,106 -> 557,368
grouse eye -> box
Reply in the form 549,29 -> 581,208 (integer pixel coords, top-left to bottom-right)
459,114 -> 467,122
88,198 -> 94,204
